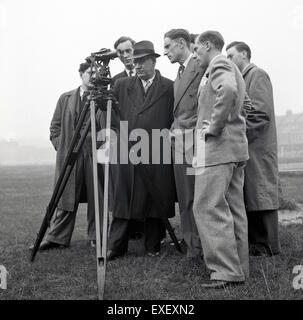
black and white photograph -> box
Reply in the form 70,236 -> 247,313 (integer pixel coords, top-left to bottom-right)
0,0 -> 303,307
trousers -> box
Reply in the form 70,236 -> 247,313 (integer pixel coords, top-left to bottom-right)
173,160 -> 202,258
46,146 -> 104,245
193,162 -> 249,282
247,209 -> 280,255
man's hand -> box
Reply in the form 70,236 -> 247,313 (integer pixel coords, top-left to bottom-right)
201,120 -> 210,137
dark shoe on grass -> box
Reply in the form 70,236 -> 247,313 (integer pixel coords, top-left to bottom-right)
167,239 -> 187,254
249,244 -> 279,257
129,232 -> 144,240
107,250 -> 126,261
146,251 -> 160,257
29,240 -> 67,251
201,280 -> 244,289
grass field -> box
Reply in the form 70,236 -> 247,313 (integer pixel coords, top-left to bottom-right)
0,165 -> 303,300
279,171 -> 303,204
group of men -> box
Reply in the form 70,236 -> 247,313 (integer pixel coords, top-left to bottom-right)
32,29 -> 280,289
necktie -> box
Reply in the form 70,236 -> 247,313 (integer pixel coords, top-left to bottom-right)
129,69 -> 133,77
178,64 -> 185,78
81,91 -> 89,103
77,91 -> 89,124
144,79 -> 152,93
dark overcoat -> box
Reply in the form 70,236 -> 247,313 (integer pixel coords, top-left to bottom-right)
112,71 -> 176,220
111,70 -> 127,87
243,63 -> 279,211
50,87 -> 104,211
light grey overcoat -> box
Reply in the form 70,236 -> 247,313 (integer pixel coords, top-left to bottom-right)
242,64 -> 279,211
50,88 -> 104,211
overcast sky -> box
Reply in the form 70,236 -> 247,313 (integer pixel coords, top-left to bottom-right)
1,0 -> 302,146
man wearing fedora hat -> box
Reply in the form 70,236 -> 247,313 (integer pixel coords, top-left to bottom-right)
107,40 -> 176,260
110,36 -> 146,241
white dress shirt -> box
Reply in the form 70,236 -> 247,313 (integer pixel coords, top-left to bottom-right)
140,72 -> 156,92
125,68 -> 136,77
182,53 -> 193,69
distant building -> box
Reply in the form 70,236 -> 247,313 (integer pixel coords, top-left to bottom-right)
276,111 -> 303,163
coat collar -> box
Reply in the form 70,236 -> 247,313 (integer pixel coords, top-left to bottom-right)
203,54 -> 225,79
242,63 -> 256,77
67,88 -> 80,122
173,57 -> 200,110
127,70 -> 170,115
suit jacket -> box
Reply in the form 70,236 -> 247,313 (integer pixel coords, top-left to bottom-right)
50,88 -> 104,211
112,70 -> 176,220
172,57 -> 204,131
196,55 -> 249,167
171,57 -> 205,161
242,63 -> 279,211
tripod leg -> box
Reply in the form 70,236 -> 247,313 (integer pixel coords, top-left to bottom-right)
162,219 -> 182,253
90,101 -> 104,300
91,98 -> 113,300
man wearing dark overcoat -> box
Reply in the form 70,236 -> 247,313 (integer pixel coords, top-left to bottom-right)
110,36 -> 145,240
107,41 -> 176,260
226,41 -> 280,256
31,62 -> 104,250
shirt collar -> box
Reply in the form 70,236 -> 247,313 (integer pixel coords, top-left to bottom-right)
125,68 -> 136,77
241,63 -> 252,75
79,86 -> 85,98
140,72 -> 156,86
181,53 -> 193,69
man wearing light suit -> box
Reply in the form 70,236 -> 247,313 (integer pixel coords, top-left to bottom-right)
164,29 -> 204,258
193,31 -> 249,288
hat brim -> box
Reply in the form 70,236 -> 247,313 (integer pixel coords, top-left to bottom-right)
131,53 -> 161,60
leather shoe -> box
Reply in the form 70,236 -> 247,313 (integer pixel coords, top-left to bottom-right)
169,239 -> 187,254
129,232 -> 144,240
107,250 -> 125,261
249,244 -> 279,257
146,251 -> 160,257
29,241 -> 66,251
201,280 -> 244,289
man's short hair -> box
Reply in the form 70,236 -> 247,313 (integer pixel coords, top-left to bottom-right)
226,41 -> 251,60
190,33 -> 198,44
164,28 -> 191,48
78,62 -> 90,74
198,31 -> 225,51
114,36 -> 136,49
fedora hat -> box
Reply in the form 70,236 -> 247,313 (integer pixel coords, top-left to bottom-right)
131,40 -> 160,59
